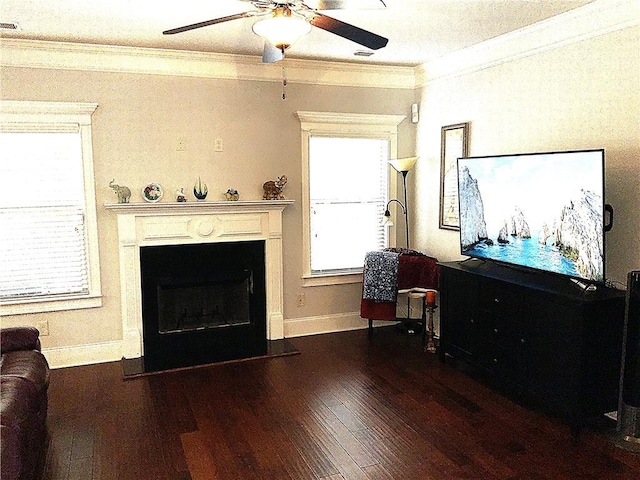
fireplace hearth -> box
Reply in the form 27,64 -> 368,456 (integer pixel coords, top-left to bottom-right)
140,241 -> 266,372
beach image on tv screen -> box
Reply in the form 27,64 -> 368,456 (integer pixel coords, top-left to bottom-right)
457,150 -> 604,282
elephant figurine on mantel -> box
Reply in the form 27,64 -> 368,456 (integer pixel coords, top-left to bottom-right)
109,179 -> 131,204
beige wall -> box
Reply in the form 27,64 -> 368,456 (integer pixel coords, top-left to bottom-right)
0,64 -> 416,360
413,25 -> 640,286
2,3 -> 637,365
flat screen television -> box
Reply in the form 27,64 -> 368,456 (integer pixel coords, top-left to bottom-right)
457,149 -> 608,284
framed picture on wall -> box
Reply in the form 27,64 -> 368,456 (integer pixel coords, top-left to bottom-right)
439,122 -> 469,230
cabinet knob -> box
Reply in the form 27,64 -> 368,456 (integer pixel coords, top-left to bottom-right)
494,298 -> 500,303
521,338 -> 526,344
493,328 -> 499,334
492,358 -> 498,364
470,318 -> 475,324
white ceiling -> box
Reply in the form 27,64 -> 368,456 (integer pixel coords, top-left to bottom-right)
0,0 -> 595,66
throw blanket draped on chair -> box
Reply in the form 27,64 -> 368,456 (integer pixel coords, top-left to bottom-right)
360,249 -> 440,321
362,250 -> 400,302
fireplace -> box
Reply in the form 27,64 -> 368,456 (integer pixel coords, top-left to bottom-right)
105,200 -> 292,371
141,241 -> 266,372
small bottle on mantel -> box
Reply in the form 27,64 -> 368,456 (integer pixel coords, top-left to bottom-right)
175,188 -> 187,202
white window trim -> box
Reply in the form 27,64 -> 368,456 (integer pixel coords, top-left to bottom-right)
0,101 -> 102,315
296,111 -> 406,287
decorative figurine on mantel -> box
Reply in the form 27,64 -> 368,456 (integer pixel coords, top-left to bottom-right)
225,188 -> 239,201
262,175 -> 287,200
175,188 -> 187,202
193,177 -> 208,201
109,179 -> 131,204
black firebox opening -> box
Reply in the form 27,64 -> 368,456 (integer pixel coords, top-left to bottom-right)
140,241 -> 267,372
157,273 -> 253,334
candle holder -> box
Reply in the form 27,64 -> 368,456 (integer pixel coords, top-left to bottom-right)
424,303 -> 437,354
426,290 -> 436,306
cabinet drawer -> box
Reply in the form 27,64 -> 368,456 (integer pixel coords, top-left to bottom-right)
477,341 -> 521,381
442,315 -> 477,356
479,281 -> 522,316
477,311 -> 523,349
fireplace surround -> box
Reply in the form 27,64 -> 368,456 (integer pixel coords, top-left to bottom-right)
106,200 -> 292,370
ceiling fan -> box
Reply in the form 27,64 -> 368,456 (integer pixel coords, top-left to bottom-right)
163,0 -> 389,63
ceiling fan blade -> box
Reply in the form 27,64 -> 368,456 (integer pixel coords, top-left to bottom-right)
163,12 -> 254,35
312,0 -> 386,10
262,42 -> 285,63
238,0 -> 273,5
309,13 -> 388,50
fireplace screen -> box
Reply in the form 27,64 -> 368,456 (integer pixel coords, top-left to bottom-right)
157,275 -> 252,334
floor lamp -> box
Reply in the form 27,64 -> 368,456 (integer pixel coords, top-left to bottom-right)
384,157 -> 418,249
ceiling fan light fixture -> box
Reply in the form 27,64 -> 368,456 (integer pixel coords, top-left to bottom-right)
252,7 -> 312,51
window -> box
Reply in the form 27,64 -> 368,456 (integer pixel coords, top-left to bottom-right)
309,136 -> 389,273
0,101 -> 102,315
297,111 -> 405,286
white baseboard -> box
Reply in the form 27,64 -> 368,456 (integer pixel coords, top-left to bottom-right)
41,313 -> 397,368
42,340 -> 123,369
285,311 -> 381,337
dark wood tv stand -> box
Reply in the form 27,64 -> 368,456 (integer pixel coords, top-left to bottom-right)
438,259 -> 626,431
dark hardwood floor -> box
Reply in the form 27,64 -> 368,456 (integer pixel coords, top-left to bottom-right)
42,327 -> 640,480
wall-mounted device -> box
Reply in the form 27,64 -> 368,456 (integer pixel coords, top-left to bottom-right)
411,103 -> 419,124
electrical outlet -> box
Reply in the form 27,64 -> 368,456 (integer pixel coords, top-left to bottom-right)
214,138 -> 223,152
35,320 -> 49,336
296,293 -> 305,307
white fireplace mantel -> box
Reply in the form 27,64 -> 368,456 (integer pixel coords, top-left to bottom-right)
105,200 -> 293,359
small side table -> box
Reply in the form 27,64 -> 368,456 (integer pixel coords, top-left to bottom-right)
398,288 -> 438,353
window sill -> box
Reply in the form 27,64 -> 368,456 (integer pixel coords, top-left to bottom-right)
302,272 -> 363,287
0,294 -> 103,316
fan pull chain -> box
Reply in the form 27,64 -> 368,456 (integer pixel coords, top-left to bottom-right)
282,65 -> 287,100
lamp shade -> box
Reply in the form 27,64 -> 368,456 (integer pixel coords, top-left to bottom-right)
252,8 -> 312,50
383,209 -> 394,226
389,156 -> 418,173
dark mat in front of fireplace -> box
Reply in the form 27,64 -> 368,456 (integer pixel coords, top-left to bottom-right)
121,338 -> 300,378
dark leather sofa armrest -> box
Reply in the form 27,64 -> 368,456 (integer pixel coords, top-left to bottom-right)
0,327 -> 41,353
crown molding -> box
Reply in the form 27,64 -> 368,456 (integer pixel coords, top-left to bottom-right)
0,100 -> 98,116
416,0 -> 640,86
296,111 -> 406,127
4,0 -> 633,91
0,38 -> 416,90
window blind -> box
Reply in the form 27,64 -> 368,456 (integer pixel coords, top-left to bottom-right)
308,136 -> 388,274
0,130 -> 90,300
